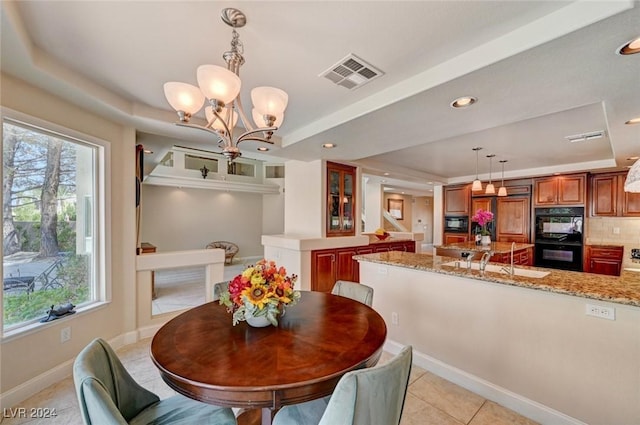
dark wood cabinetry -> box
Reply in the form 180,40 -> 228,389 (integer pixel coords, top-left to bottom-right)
496,197 -> 530,243
444,185 -> 470,216
443,233 -> 468,244
590,172 -> 640,217
534,174 -> 586,206
584,245 -> 624,276
326,161 -> 356,237
490,247 -> 533,266
311,241 -> 415,292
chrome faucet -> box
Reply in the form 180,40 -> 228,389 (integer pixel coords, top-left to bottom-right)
500,242 -> 516,276
479,251 -> 492,272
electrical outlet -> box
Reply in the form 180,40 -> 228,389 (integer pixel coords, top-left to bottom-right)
60,326 -> 71,343
391,312 -> 399,325
586,304 -> 615,321
613,227 -> 620,234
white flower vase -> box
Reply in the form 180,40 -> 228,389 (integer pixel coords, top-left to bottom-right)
481,235 -> 491,245
246,315 -> 271,327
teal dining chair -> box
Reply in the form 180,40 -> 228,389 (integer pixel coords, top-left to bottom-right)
272,345 -> 412,425
73,338 -> 237,425
331,280 -> 374,306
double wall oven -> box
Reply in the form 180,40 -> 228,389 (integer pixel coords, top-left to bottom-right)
534,207 -> 584,271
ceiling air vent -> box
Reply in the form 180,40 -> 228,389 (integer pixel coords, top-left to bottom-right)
564,130 -> 606,143
320,54 -> 384,90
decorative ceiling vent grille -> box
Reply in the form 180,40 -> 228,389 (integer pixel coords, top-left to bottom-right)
320,54 -> 384,90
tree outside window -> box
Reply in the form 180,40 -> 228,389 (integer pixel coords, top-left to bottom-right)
2,119 -> 99,331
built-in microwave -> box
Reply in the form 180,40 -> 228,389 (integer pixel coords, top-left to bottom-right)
444,216 -> 469,233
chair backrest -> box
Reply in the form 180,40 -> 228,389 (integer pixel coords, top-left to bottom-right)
212,281 -> 227,301
318,345 -> 412,425
73,338 -> 159,424
331,280 -> 374,307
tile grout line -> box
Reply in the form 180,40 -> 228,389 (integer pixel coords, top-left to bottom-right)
466,399 -> 487,424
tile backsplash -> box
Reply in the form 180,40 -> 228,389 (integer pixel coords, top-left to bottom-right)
586,217 -> 640,269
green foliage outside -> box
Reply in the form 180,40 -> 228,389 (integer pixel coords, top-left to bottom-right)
3,255 -> 89,326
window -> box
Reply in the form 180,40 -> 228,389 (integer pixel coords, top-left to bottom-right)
2,114 -> 106,334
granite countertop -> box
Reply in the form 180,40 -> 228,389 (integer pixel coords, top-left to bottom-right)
353,251 -> 640,307
368,237 -> 413,244
436,241 -> 535,253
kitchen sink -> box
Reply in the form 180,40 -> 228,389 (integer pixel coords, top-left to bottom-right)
442,261 -> 550,279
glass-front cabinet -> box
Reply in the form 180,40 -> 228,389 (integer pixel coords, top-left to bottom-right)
327,161 -> 356,237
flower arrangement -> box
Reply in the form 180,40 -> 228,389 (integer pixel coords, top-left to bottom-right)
219,259 -> 300,326
472,208 -> 494,236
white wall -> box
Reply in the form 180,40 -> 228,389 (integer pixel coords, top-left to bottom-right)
140,185 -> 271,257
0,74 -> 136,395
412,196 -> 434,244
262,177 -> 285,236
284,160 -> 323,236
363,177 -> 383,232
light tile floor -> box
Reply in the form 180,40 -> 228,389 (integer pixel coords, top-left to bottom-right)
2,339 -> 538,425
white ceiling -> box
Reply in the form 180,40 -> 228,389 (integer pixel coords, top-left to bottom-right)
2,1 -> 639,196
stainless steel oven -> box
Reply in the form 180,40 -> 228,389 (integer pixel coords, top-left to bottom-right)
534,207 -> 584,271
444,216 -> 469,233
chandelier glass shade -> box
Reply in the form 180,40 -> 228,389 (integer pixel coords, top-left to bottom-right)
163,8 -> 288,161
625,159 -> 640,192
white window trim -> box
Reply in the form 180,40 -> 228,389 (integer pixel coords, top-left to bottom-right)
0,107 -> 112,338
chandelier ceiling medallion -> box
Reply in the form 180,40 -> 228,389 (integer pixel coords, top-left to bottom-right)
163,8 -> 288,161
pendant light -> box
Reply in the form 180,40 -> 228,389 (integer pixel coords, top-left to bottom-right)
498,160 -> 508,197
471,147 -> 483,191
485,154 -> 496,195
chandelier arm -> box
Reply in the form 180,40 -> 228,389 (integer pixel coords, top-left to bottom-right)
237,127 -> 278,143
234,95 -> 256,133
176,122 -> 229,145
237,136 -> 275,145
205,107 -> 234,138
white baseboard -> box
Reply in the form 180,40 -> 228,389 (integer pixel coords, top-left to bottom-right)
384,340 -> 587,425
0,358 -> 74,412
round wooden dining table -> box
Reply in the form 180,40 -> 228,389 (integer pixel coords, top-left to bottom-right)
150,290 -> 387,425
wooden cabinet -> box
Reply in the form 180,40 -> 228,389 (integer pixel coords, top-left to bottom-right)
311,241 -> 415,291
490,247 -> 533,266
326,162 -> 356,237
534,174 -> 586,206
443,233 -> 468,244
590,172 -> 640,217
444,185 -> 470,216
496,197 -> 530,243
584,245 -> 624,276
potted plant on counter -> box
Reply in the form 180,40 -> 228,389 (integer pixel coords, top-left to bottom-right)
472,208 -> 494,245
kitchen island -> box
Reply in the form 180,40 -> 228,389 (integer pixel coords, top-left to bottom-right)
354,251 -> 640,425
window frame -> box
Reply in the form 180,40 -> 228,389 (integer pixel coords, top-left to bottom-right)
1,108 -> 111,339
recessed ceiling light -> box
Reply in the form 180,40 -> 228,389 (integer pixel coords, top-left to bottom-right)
322,143 -> 336,149
450,96 -> 477,108
617,36 -> 640,55
627,156 -> 639,161
625,117 -> 640,125
383,172 -> 390,176
257,147 -> 269,152
144,149 -> 153,154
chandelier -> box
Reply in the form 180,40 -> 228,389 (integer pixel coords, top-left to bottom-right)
163,8 -> 288,161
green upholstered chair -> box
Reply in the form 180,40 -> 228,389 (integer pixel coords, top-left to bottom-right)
331,280 -> 374,307
73,338 -> 237,425
272,345 -> 412,425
